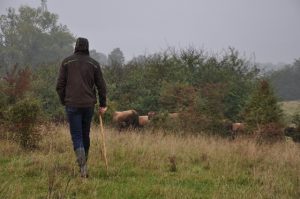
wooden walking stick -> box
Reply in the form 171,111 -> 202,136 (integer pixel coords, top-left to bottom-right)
99,114 -> 108,175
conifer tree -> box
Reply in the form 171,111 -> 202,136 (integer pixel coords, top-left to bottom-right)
242,80 -> 283,136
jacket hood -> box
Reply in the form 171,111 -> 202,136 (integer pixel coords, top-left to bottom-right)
74,37 -> 89,55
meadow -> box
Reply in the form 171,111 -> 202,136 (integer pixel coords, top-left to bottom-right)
1,3 -> 299,198
280,100 -> 300,123
0,123 -> 299,199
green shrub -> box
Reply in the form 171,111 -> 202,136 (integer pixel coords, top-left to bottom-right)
7,98 -> 41,149
242,80 -> 284,141
32,64 -> 66,121
256,123 -> 284,144
149,111 -> 181,133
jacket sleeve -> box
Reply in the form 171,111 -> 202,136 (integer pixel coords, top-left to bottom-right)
56,62 -> 67,105
94,64 -> 107,107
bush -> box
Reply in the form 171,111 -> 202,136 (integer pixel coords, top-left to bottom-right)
284,127 -> 300,143
0,81 -> 9,122
149,111 -> 182,133
256,123 -> 284,144
2,65 -> 32,104
32,64 -> 65,121
6,98 -> 42,149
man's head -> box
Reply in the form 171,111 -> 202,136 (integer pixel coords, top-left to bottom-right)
75,37 -> 89,55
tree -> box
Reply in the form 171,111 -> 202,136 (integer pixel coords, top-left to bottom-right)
242,80 -> 283,140
269,58 -> 300,100
107,48 -> 125,67
104,48 -> 126,102
0,4 -> 74,73
90,50 -> 108,66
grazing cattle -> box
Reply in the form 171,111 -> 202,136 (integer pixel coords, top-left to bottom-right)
138,112 -> 158,127
112,110 -> 139,131
231,122 -> 245,139
138,115 -> 150,127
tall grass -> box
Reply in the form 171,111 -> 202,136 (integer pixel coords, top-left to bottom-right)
0,124 -> 299,198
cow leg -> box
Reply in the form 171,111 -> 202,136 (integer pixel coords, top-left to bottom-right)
230,131 -> 236,140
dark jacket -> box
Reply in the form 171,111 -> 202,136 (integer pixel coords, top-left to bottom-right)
56,38 -> 107,107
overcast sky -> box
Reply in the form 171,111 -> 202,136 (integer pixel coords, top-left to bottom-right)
1,0 -> 299,64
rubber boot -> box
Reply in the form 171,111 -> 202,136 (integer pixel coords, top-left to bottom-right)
75,147 -> 88,178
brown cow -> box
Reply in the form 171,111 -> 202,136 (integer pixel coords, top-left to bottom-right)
140,111 -> 179,128
138,111 -> 158,127
138,115 -> 150,126
112,110 -> 139,131
231,122 -> 245,139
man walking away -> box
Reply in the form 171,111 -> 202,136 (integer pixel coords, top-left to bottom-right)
56,37 -> 107,178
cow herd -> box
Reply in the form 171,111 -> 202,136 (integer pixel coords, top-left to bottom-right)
111,110 -> 180,131
111,109 -> 245,138
111,109 -> 299,142
112,110 -> 140,131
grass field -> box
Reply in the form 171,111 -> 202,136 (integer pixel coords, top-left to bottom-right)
279,100 -> 300,123
0,124 -> 299,199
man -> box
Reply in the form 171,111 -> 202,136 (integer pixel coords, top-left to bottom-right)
56,37 -> 107,178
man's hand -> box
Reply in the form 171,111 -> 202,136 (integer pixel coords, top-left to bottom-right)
99,107 -> 107,116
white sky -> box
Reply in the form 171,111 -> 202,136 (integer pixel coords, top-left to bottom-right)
1,0 -> 300,64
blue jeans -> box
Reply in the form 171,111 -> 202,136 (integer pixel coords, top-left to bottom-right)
65,106 -> 94,153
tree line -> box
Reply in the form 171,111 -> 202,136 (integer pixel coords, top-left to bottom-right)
268,59 -> 300,101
